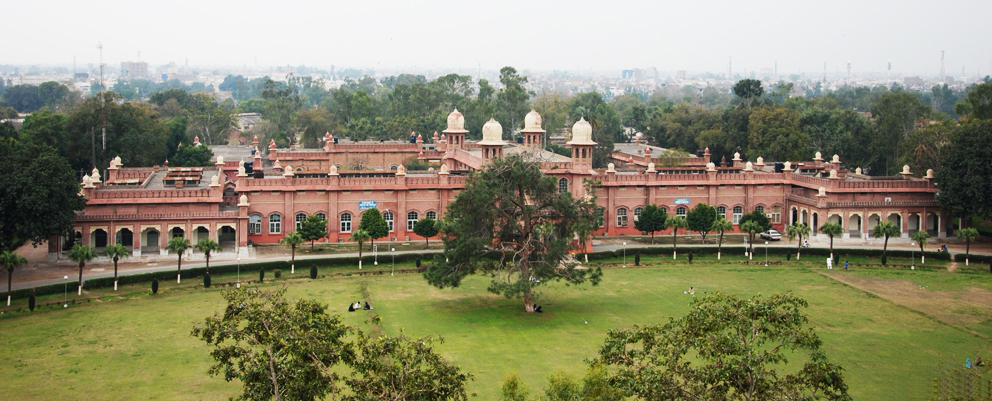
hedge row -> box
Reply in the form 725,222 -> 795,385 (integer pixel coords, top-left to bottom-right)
7,253 -> 431,300
953,253 -> 992,264
584,246 -> 951,262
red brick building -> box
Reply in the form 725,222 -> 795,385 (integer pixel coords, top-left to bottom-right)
61,110 -> 947,262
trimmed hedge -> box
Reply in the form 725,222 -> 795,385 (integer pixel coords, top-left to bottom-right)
581,246 -> 951,262
954,253 -> 992,263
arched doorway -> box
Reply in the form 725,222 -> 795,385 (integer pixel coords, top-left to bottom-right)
791,208 -> 798,225
801,210 -> 808,226
194,226 -> 210,244
219,226 -> 236,252
171,227 -> 185,239
848,215 -> 861,236
116,228 -> 133,247
867,214 -> 882,236
141,228 -> 160,252
812,213 -> 819,233
92,229 -> 108,248
926,213 -> 940,236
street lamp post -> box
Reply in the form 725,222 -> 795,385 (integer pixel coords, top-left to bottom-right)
622,242 -> 627,268
237,257 -> 241,288
765,241 -> 769,266
374,245 -> 378,266
391,248 -> 395,276
63,275 -> 68,308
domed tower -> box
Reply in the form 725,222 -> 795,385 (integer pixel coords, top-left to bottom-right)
567,118 -> 597,169
521,109 -> 546,150
442,109 -> 469,151
478,118 -> 507,161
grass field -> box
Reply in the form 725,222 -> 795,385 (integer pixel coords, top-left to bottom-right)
0,256 -> 988,400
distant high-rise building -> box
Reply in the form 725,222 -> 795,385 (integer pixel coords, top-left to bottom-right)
120,61 -> 148,80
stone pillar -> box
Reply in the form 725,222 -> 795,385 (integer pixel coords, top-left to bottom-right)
132,224 -> 142,257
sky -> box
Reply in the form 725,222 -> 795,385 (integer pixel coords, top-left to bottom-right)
5,0 -> 991,77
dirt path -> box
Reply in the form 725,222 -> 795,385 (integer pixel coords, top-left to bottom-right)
817,270 -> 991,340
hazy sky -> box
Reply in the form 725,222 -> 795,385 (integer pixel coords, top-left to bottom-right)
6,0 -> 991,77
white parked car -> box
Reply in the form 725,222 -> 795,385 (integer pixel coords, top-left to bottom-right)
760,230 -> 782,241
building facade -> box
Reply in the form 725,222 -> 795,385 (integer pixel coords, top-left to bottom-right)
61,110 -> 948,262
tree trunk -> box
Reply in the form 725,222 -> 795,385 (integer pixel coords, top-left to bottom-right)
177,255 -> 182,284
7,270 -> 11,306
358,246 -> 363,269
78,263 -> 84,295
205,253 -> 210,275
114,258 -> 118,291
966,240 -> 971,266
291,246 -> 296,274
797,236 -> 802,260
425,237 -> 429,249
717,233 -> 724,260
920,244 -> 925,264
651,232 -> 654,244
829,236 -> 834,261
883,236 -> 889,261
673,231 -> 678,260
524,291 -> 534,313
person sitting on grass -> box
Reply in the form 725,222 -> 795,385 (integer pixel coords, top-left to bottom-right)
348,303 -> 356,312
534,305 -> 543,313
363,302 -> 372,310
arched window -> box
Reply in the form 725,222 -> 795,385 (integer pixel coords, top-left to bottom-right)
596,207 -> 605,223
340,213 -> 352,232
269,214 -> 282,234
558,178 -> 569,194
315,213 -> 327,222
676,207 -> 687,217
426,211 -> 437,220
296,213 -> 307,230
732,206 -> 743,224
660,208 -> 668,216
407,211 -> 419,231
383,212 -> 394,232
249,215 -> 262,234
617,208 -> 628,227
755,206 -> 765,216
717,206 -> 727,220
634,207 -> 643,218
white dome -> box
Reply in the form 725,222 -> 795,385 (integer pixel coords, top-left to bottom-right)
567,118 -> 597,146
477,118 -> 506,146
521,110 -> 545,133
443,109 -> 468,133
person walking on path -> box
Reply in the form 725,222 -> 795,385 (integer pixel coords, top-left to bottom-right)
845,260 -> 849,271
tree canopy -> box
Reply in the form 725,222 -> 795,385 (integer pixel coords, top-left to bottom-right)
0,139 -> 86,251
425,155 -> 602,312
936,119 -> 992,218
593,292 -> 850,400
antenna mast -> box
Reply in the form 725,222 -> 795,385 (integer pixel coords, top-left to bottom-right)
940,50 -> 945,82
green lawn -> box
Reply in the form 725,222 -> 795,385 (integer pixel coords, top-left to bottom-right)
0,262 -> 987,400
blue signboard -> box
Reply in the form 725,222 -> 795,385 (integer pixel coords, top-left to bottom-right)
359,201 -> 377,210
674,198 -> 691,205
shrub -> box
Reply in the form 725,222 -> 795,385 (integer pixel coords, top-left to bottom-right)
881,255 -> 888,265
203,274 -> 211,288
28,295 -> 35,311
259,269 -> 265,283
688,253 -> 694,264
416,259 -> 422,268
634,254 -> 640,266
786,253 -> 792,261
151,279 -> 159,294
310,265 -> 317,279
274,270 -> 281,278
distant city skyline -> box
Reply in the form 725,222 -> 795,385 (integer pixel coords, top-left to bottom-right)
5,0 -> 991,78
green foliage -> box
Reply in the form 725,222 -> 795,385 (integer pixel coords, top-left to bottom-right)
501,374 -> 530,401
497,67 -> 532,136
274,270 -> 281,279
310,265 -> 318,279
191,288 -> 472,401
0,84 -> 43,112
28,294 -> 35,311
936,120 -> 992,218
958,228 -> 980,259
259,269 -> 264,283
786,223 -> 812,258
739,210 -> 771,233
568,92 -> 620,168
870,92 -> 931,175
665,216 -> 688,255
66,92 -> 172,170
203,273 -> 211,288
425,155 -> 602,310
151,279 -> 159,294
2,250 -> 27,296
349,229 -> 370,259
194,238 -> 222,274
911,231 -> 931,256
104,243 -> 131,282
542,371 -> 581,401
19,110 -> 68,153
167,237 -> 191,277
633,205 -> 666,243
956,82 -> 992,120
871,221 -> 901,261
634,254 -> 640,266
413,218 -> 440,248
545,143 -> 571,157
593,292 -> 850,400
747,107 -> 810,162
685,203 -> 716,241
0,139 -> 86,251
711,218 -> 734,256
358,208 -> 389,244
733,79 -> 765,109
170,144 -> 214,167
298,215 -> 328,249
740,220 -> 762,254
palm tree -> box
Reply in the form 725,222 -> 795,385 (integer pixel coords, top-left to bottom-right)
911,231 -> 931,264
68,244 -> 98,295
349,229 -> 370,269
195,238 -> 222,275
1,251 -> 27,306
711,218 -> 734,260
958,228 -> 980,266
103,244 -> 130,291
819,222 -> 844,261
871,222 -> 901,264
786,223 -> 812,260
666,216 -> 688,260
740,221 -> 762,259
166,237 -> 191,283
280,232 -> 304,274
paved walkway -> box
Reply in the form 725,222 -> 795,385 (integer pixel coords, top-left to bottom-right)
7,236 -> 989,292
